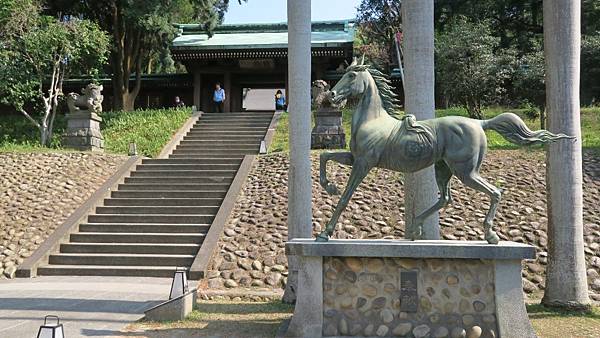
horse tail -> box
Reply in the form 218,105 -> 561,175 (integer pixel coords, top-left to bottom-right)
480,113 -> 575,146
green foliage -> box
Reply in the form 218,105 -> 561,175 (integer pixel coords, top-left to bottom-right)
435,17 -> 514,119
0,108 -> 192,156
355,0 -> 401,69
100,108 -> 191,157
0,1 -> 109,144
581,33 -> 600,105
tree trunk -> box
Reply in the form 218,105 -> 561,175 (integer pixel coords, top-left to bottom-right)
283,0 -> 312,304
542,0 -> 590,310
402,0 -> 440,240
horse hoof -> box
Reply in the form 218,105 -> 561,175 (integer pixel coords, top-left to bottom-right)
325,184 -> 340,195
315,232 -> 330,242
486,232 -> 500,244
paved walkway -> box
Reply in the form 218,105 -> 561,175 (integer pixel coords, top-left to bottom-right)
0,276 -> 175,337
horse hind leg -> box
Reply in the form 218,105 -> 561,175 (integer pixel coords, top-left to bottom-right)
410,161 -> 453,240
458,172 -> 502,244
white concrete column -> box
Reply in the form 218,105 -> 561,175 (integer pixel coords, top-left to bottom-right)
401,0 -> 440,240
542,0 -> 590,308
283,0 -> 312,303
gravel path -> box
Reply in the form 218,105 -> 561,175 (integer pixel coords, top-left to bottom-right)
207,150 -> 600,301
0,152 -> 127,279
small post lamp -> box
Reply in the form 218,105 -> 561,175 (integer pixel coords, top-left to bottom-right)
37,315 -> 64,338
259,140 -> 267,154
128,142 -> 137,156
169,267 -> 189,299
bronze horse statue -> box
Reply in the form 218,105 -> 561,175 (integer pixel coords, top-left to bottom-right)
317,58 -> 573,244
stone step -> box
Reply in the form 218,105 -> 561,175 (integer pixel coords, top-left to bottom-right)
48,253 -> 195,267
178,140 -> 261,146
186,130 -> 265,135
191,127 -> 268,133
95,206 -> 220,215
103,198 -> 223,206
171,149 -> 255,155
87,214 -> 215,224
125,176 -> 233,184
79,222 -> 210,233
196,122 -> 271,127
70,232 -> 206,244
60,243 -> 200,255
111,190 -> 227,198
37,265 -> 183,278
175,146 -> 258,152
136,163 -> 239,171
142,158 -> 243,165
118,183 -> 230,191
183,134 -> 262,139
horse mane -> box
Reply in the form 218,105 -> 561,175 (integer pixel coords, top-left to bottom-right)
345,63 -> 402,117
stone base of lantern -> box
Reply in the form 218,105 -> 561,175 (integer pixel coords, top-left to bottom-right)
62,112 -> 104,152
311,109 -> 346,149
280,239 -> 537,338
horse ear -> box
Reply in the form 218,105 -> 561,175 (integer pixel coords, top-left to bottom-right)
349,57 -> 358,67
360,54 -> 365,65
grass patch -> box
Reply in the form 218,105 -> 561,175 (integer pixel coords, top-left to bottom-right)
270,106 -> 600,153
125,300 -> 600,338
0,108 -> 191,157
101,108 -> 191,157
126,300 -> 294,337
528,304 -> 600,338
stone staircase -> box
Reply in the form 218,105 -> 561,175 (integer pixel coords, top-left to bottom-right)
36,111 -> 274,277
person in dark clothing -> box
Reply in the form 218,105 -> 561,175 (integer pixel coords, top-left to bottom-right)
275,89 -> 286,111
213,82 -> 226,113
173,96 -> 185,108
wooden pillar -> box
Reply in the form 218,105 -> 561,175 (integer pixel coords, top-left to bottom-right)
224,71 -> 232,112
285,70 -> 290,107
193,70 -> 202,112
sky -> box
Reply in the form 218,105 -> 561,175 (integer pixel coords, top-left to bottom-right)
224,0 -> 362,24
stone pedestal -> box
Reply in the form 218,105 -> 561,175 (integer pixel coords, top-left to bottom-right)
282,239 -> 537,338
62,112 -> 104,152
311,109 -> 346,149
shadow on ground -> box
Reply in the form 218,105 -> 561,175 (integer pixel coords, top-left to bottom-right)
121,301 -> 293,338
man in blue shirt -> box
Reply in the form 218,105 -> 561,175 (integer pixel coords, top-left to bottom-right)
213,82 -> 226,113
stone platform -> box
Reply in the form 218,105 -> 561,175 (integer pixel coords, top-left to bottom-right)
282,239 -> 537,338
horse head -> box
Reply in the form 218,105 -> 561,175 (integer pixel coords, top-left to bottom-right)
329,55 -> 371,105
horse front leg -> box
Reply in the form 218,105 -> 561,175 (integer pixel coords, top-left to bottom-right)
319,151 -> 353,195
316,159 -> 370,242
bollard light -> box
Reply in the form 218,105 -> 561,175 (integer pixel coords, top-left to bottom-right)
128,142 -> 137,156
37,315 -> 65,338
169,267 -> 189,299
259,140 -> 267,154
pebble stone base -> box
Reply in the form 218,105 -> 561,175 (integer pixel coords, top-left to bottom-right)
283,239 -> 537,338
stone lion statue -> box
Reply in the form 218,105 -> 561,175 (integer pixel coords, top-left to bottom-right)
67,84 -> 104,114
311,80 -> 346,110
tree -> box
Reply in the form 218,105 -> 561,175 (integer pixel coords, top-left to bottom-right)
0,0 -> 109,145
47,0 -> 244,111
356,0 -> 402,69
512,48 -> 546,128
542,0 -> 591,311
581,34 -> 600,105
435,17 -> 513,119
